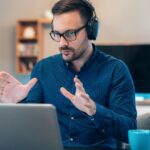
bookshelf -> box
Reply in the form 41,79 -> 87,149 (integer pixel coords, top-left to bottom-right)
16,18 -> 51,74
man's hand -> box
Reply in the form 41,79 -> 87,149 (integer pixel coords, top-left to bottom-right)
0,71 -> 37,103
60,77 -> 96,116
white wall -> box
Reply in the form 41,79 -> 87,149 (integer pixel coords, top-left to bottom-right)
0,0 -> 53,83
0,0 -> 150,83
136,105 -> 150,116
92,0 -> 150,44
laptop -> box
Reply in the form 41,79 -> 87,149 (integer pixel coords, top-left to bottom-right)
0,103 -> 64,150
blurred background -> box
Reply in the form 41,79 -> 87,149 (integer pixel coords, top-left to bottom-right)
0,0 -> 150,109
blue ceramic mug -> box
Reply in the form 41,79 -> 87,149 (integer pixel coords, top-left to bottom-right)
128,130 -> 150,150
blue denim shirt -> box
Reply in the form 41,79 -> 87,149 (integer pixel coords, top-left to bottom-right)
26,44 -> 137,149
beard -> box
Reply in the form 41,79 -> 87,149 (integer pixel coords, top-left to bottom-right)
59,45 -> 86,62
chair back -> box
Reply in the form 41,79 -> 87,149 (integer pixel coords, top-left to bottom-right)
137,113 -> 150,129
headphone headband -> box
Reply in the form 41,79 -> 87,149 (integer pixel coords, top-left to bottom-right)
80,0 -> 99,40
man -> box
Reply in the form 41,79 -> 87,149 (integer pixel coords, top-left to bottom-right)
0,0 -> 136,149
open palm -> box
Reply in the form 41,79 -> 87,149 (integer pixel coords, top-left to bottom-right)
0,71 -> 37,103
60,77 -> 96,116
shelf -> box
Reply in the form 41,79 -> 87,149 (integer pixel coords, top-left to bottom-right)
17,55 -> 38,58
19,38 -> 38,42
16,18 -> 52,74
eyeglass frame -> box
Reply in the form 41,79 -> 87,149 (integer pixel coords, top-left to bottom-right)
49,24 -> 87,42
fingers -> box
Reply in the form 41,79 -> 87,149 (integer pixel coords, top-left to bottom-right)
84,101 -> 96,116
0,72 -> 11,98
0,71 -> 20,84
0,78 -> 9,88
74,77 -> 90,103
60,78 -> 96,116
74,77 -> 85,93
60,87 -> 74,101
0,71 -> 9,80
80,92 -> 90,101
80,93 -> 96,116
74,76 -> 83,86
0,71 -> 10,86
25,78 -> 38,93
0,71 -> 14,79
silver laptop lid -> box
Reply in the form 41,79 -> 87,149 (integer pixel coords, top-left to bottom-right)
0,103 -> 63,150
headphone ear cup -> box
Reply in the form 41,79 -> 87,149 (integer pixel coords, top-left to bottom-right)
86,18 -> 99,40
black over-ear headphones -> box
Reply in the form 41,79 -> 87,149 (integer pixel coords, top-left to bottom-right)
81,0 -> 99,40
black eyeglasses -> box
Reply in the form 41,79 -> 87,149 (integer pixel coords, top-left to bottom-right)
49,24 -> 87,42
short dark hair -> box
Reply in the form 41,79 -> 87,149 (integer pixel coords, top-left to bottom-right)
51,0 -> 95,24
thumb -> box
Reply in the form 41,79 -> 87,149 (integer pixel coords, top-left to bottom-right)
60,87 -> 74,101
25,78 -> 38,93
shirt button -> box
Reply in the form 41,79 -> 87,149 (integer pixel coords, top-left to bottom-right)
70,138 -> 74,141
91,118 -> 94,121
71,116 -> 74,120
101,129 -> 105,133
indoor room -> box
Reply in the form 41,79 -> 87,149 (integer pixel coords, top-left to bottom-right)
0,0 -> 150,150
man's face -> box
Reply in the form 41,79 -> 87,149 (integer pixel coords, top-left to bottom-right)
52,11 -> 89,62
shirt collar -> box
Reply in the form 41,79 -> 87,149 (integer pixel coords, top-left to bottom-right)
62,44 -> 99,73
